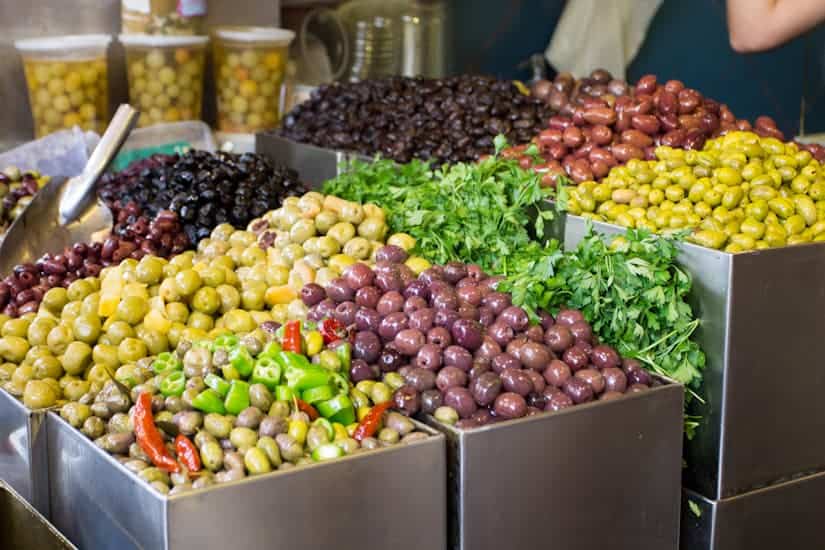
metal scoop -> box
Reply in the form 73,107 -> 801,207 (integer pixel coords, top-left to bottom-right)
0,105 -> 140,275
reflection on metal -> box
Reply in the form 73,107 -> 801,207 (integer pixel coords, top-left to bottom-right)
47,412 -> 447,550
681,471 -> 825,549
0,480 -> 76,549
0,389 -> 50,517
556,212 -> 825,500
426,381 -> 684,550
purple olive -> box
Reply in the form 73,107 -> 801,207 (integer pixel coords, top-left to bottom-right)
420,389 -> 443,414
378,348 -> 404,372
544,324 -> 574,352
538,310 -> 555,330
431,290 -> 459,311
500,369 -> 533,396
378,312 -> 408,341
470,408 -> 494,426
444,386 -> 478,418
415,343 -> 443,371
458,304 -> 478,320
488,320 -> 514,347
569,321 -> 593,343
542,385 -> 561,400
451,319 -> 483,351
427,326 -> 452,349
326,277 -> 354,302
506,336 -> 529,360
545,391 -> 574,411
527,393 -> 547,410
562,377 -> 594,404
457,285 -> 482,306
623,358 -> 644,372
543,360 -> 572,387
493,392 -> 527,419
434,308 -> 460,331
333,301 -> 358,325
443,345 -> 473,371
355,286 -> 381,309
375,245 -> 408,264
591,345 -> 621,370
470,372 -> 502,406
628,383 -> 650,393
355,307 -> 381,332
301,283 -> 325,306
377,291 -> 404,315
525,369 -> 546,393
498,306 -> 529,331
343,262 -> 375,290
436,366 -> 468,392
477,306 -> 496,327
600,391 -> 624,401
562,345 -> 589,372
404,367 -> 436,391
353,331 -> 381,363
395,328 -> 426,356
418,266 -> 445,284
313,299 -> 336,320
403,280 -> 430,300
443,262 -> 468,284
350,359 -> 379,382
481,292 -> 511,315
456,276 -> 475,289
409,308 -> 436,332
468,362 -> 491,381
575,368 -> 605,394
602,368 -> 628,393
627,368 -> 652,386
519,341 -> 551,370
525,325 -> 545,343
375,270 -> 403,292
491,352 -> 521,373
555,309 -> 585,327
393,385 -> 420,416
474,336 -> 502,364
404,296 -> 429,315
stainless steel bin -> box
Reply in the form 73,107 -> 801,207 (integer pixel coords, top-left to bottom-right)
0,480 -> 76,550
0,388 -> 49,516
47,412 -> 447,550
255,134 -> 371,188
426,380 -> 684,550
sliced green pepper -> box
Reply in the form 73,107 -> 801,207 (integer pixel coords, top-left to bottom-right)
159,371 -> 186,397
192,389 -> 226,414
284,366 -> 330,392
335,342 -> 351,373
229,346 -> 254,378
152,352 -> 182,375
275,385 -> 294,402
250,356 -> 281,391
224,380 -> 250,415
317,394 -> 356,425
312,417 -> 335,440
204,373 -> 230,397
312,443 -> 344,462
211,334 -> 239,352
302,385 -> 334,405
259,341 -> 282,359
330,373 -> 350,396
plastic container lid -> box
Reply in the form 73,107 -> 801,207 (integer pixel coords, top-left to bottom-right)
14,34 -> 112,53
214,27 -> 295,46
118,34 -> 210,48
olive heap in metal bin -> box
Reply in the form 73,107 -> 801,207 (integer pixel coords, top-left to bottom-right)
304,249 -> 657,429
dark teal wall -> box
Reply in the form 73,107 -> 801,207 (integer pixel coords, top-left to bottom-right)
450,0 -> 825,137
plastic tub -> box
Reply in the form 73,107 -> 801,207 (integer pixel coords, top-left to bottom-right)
212,27 -> 295,133
120,34 -> 209,128
14,35 -> 111,138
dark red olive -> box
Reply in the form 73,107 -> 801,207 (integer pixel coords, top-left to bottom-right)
500,369 -> 533,396
443,345 -> 473,371
404,296 -> 429,315
434,308 -> 460,331
591,345 -> 620,369
470,372 -> 502,406
493,392 -> 527,419
443,262 -> 468,284
562,377 -> 594,404
524,325 -> 545,343
491,352 -> 521,373
420,389 -> 443,414
457,284 -> 482,306
544,324 -> 574,352
451,319 -> 483,351
377,291 -> 404,315
378,348 -> 404,372
355,286 -> 381,309
602,367 -> 628,393
378,312 -> 408,341
343,262 -> 375,290
569,320 -> 593,343
436,366 -> 468,392
562,345 -> 589,372
427,326 -> 452,349
477,306 -> 496,327
403,280 -> 430,300
600,391 -> 624,401
350,359 -> 379,382
326,277 -> 354,302
543,359 -> 572,387
498,306 -> 529,331
301,283 -> 325,306
519,341 -> 551,370
628,383 -> 650,393
404,367 -> 437,391
444,386 -> 478,418
525,369 -> 546,394
470,408 -> 494,426
627,368 -> 652,386
481,292 -> 511,315
355,307 -> 381,332
545,391 -> 574,411
393,385 -> 420,416
575,368 -> 605,394
474,336 -> 502,364
415,343 -> 443,371
538,310 -> 555,330
353,331 -> 381,363
375,245 -> 408,264
409,308 -> 436,332
333,301 -> 358,326
555,309 -> 585,326
488,320 -> 514,347
395,328 -> 426,356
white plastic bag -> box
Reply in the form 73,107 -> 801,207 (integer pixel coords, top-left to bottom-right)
546,0 -> 663,79
0,128 -> 96,178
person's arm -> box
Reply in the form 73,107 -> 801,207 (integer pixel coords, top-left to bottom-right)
727,0 -> 825,52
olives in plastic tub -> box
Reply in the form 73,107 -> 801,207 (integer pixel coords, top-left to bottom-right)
15,34 -> 111,138
121,0 -> 207,35
120,34 -> 208,128
213,27 -> 295,133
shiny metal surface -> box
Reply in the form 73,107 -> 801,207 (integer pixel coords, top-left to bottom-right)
426,380 -> 683,550
0,389 -> 49,517
680,471 -> 825,550
0,480 -> 76,550
255,133 -> 372,188
557,213 -> 825,500
48,412 -> 447,550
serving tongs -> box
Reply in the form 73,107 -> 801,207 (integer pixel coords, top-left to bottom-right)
0,105 -> 140,275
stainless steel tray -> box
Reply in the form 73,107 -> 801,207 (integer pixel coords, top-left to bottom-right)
0,388 -> 49,517
47,411 -> 447,550
681,470 -> 825,549
0,480 -> 76,549
554,212 -> 825,500
425,380 -> 684,550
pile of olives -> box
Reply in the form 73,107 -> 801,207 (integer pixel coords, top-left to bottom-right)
567,131 -> 825,252
0,166 -> 50,234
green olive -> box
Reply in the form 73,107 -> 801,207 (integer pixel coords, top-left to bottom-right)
191,286 -> 220,314
357,217 -> 388,241
204,413 -> 233,439
93,344 -> 120,369
67,279 -> 94,302
46,325 -> 73,355
116,296 -> 148,325
216,285 -> 241,313
370,382 -> 392,404
230,427 -> 259,449
244,447 -> 271,475
268,400 -> 290,419
81,293 -> 100,317
61,301 -> 82,323
42,287 -> 69,312
118,338 -> 148,363
27,318 -> 57,346
82,416 -> 106,439
23,379 -> 58,409
0,336 -> 29,363
3,318 -> 31,338
326,222 -> 356,245
32,355 -> 63,379
136,256 -> 164,284
200,441 -> 224,472
223,309 -> 255,333
140,328 -> 169,356
63,379 -> 90,401
313,210 -> 338,233
256,436 -> 281,467
378,427 -> 400,444
165,302 -> 189,324
72,314 -> 102,344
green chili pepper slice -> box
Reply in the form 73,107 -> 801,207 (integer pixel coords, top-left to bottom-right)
302,385 -> 334,405
224,380 -> 250,415
229,346 -> 254,378
159,371 -> 185,397
317,394 -> 355,425
152,352 -> 182,375
312,417 -> 335,440
211,334 -> 239,352
250,357 -> 281,391
204,373 -> 230,397
312,443 -> 344,462
259,341 -> 282,359
192,389 -> 226,414
275,385 -> 294,402
335,342 -> 351,373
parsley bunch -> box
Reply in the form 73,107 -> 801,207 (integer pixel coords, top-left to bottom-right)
322,136 -> 555,272
499,228 -> 706,438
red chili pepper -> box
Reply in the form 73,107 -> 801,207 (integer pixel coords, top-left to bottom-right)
296,398 -> 320,420
353,401 -> 392,442
320,318 -> 347,344
174,434 -> 202,472
282,320 -> 302,353
134,392 -> 179,473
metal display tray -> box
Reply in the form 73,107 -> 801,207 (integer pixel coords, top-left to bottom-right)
255,133 -> 372,188
680,470 -> 825,549
47,412 -> 447,550
425,380 -> 684,550
0,388 -> 49,517
554,213 -> 825,501
0,480 -> 76,550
